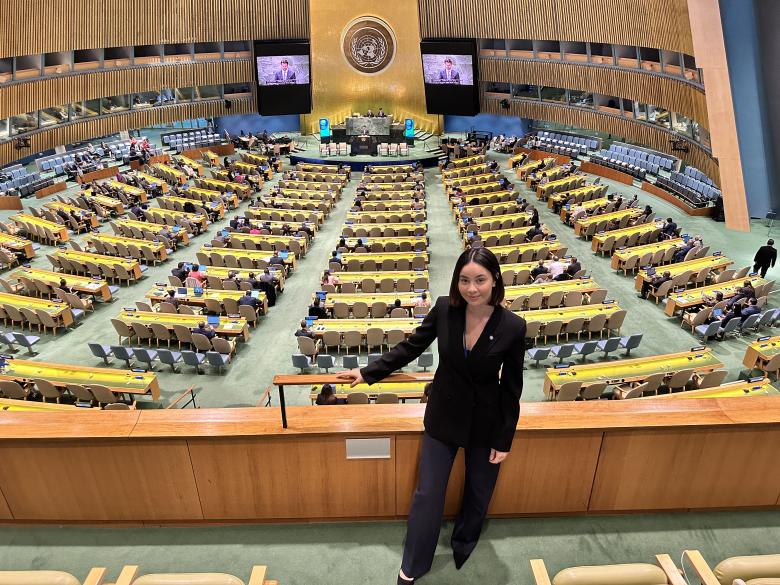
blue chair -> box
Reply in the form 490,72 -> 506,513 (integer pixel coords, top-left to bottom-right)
526,346 -> 551,367
206,351 -> 231,373
342,355 -> 360,369
0,332 -> 17,352
550,344 -> 575,364
718,318 -> 741,340
134,348 -> 158,371
739,314 -> 761,336
111,345 -> 135,368
417,352 -> 434,372
695,320 -> 720,341
316,354 -> 336,373
157,349 -> 182,372
757,309 -> 777,329
88,343 -> 113,365
12,333 -> 39,355
291,353 -> 309,373
182,350 -> 206,374
597,337 -> 621,359
573,340 -> 598,362
618,333 -> 643,356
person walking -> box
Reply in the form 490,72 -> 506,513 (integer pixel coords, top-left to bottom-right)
753,239 -> 777,278
338,248 -> 526,584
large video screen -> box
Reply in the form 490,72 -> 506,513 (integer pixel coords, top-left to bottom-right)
253,40 -> 312,115
420,40 -> 479,115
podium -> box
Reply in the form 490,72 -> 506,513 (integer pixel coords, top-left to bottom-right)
351,135 -> 375,156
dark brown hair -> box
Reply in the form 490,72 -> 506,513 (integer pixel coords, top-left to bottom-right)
448,248 -> 504,308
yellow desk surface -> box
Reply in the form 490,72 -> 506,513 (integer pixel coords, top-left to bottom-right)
647,379 -> 778,399
591,221 -> 662,252
246,207 -> 325,224
515,302 -> 622,327
339,252 -> 428,265
88,233 -> 168,260
515,159 -> 553,178
115,220 -> 191,245
634,256 -> 733,290
135,172 -> 170,193
159,195 -> 224,215
44,202 -> 99,227
109,181 -> 148,201
467,225 -> 550,245
57,250 -> 142,279
0,234 -> 34,258
361,190 -> 418,200
500,258 -> 575,274
84,192 -> 125,213
200,246 -> 297,269
359,201 -> 421,212
457,201 -> 522,218
310,318 -> 423,335
153,163 -> 186,184
328,270 -> 429,285
742,336 -> 780,369
200,265 -> 285,289
117,311 -> 249,341
444,172 -> 497,187
560,197 -> 609,221
451,192 -> 513,207
293,171 -> 347,182
484,240 -> 566,257
147,207 -> 208,229
343,222 -> 425,233
664,276 -> 768,316
316,292 -> 427,310
0,358 -> 159,399
259,197 -> 333,212
309,381 -> 428,403
198,178 -> 251,196
339,236 -> 427,248
547,185 -> 605,208
363,182 -> 418,191
230,233 -> 309,255
0,291 -> 74,326
470,212 -> 532,228
12,267 -> 112,301
504,279 -> 603,301
279,181 -> 340,193
246,218 -> 318,233
611,238 -> 684,269
278,189 -> 335,200
11,214 -> 68,241
544,348 -> 723,395
574,209 -> 642,235
458,182 -> 503,196
443,163 -> 489,178
0,397 -> 78,411
366,163 -> 417,173
536,176 -> 587,197
173,156 -> 204,176
346,211 -> 426,223
146,286 -> 268,314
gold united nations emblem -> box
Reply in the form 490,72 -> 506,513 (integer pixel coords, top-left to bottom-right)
341,16 -> 396,75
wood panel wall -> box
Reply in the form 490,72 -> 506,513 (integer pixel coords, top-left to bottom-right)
481,59 -> 709,129
0,0 -> 309,59
481,98 -> 720,183
418,0 -> 694,55
0,99 -> 253,167
0,61 -> 253,120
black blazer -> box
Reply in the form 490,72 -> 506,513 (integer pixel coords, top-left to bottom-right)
361,296 -> 526,452
754,245 -> 777,267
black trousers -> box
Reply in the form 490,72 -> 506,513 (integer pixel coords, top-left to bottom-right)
401,432 -> 501,579
754,262 -> 770,278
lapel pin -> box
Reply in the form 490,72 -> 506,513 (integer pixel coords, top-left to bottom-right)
489,335 -> 493,340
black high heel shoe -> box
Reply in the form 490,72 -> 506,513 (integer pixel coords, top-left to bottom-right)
397,572 -> 414,584
454,551 -> 470,570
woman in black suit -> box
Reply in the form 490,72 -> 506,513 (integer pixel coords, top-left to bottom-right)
339,247 -> 526,584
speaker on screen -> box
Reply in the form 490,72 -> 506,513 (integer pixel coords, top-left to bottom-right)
253,39 -> 312,115
420,39 -> 479,116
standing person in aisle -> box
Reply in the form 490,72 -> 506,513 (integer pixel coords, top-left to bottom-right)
338,247 -> 526,584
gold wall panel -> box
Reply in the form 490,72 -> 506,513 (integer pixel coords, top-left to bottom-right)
303,0 -> 439,135
481,98 -> 720,183
0,99 -> 253,167
480,59 -> 709,129
0,0 -> 309,59
418,0 -> 694,55
0,61 -> 253,119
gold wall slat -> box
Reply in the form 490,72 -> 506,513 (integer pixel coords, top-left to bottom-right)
480,58 -> 709,129
418,0 -> 694,55
0,61 -> 253,119
481,98 -> 720,183
0,0 -> 309,58
0,99 -> 254,167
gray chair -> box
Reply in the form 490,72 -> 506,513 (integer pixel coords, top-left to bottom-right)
111,345 -> 135,368
316,354 -> 336,373
291,353 -> 310,373
134,348 -> 159,371
88,343 -> 113,365
695,320 -> 721,341
526,346 -> 551,367
717,317 -> 742,340
206,351 -> 230,373
342,355 -> 360,369
157,349 -> 183,372
417,352 -> 434,372
181,350 -> 206,374
596,337 -> 621,359
739,313 -> 761,335
550,344 -> 575,364
618,333 -> 643,356
0,380 -> 28,400
573,340 -> 598,362
12,332 -> 39,355
33,378 -> 64,403
346,392 -> 370,404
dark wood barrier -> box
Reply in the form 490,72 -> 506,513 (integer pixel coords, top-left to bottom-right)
128,154 -> 170,170
183,144 -> 235,159
579,161 -> 635,185
512,146 -> 571,166
0,195 -> 22,210
642,181 -> 715,217
77,165 -> 121,184
34,181 -> 67,199
0,377 -> 778,524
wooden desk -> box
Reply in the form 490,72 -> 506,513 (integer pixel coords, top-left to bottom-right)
278,188 -> 336,201
279,180 -> 342,194
361,190 -> 418,201
574,209 -> 642,235
346,211 -> 426,223
185,187 -> 238,209
339,236 -> 427,250
57,250 -> 143,280
146,286 -> 268,315
634,256 -> 733,291
366,163 -> 417,173
450,192 -> 514,207
742,336 -> 780,370
456,201 -> 522,219
468,212 -> 533,230
158,196 -> 224,220
246,207 -> 325,225
196,178 -> 252,200
229,233 -> 309,256
560,197 -> 609,223
199,265 -> 285,292
108,181 -> 148,202
315,292 -> 428,311
504,279 -> 604,303
0,234 -> 34,258
242,152 -> 282,172
153,163 -> 187,185
484,240 -> 567,259
547,185 -> 607,209
115,220 -> 190,246
359,201 -> 421,213
591,221 -> 662,252
146,208 -> 209,231
116,311 -> 249,342
516,302 -> 623,329
11,214 -> 69,242
339,252 -> 428,267
310,318 -> 423,336
246,218 -> 318,234
87,234 -> 168,262
537,176 -> 587,199
134,171 -> 170,193
466,225 -> 549,246
327,270 -> 429,287
514,158 -> 549,179
611,238 -> 684,270
173,155 -> 204,176
43,201 -> 99,229
646,379 -> 778,399
365,181 -> 420,191
200,247 -> 297,271
84,192 -> 125,214
259,196 -> 333,213
296,163 -> 342,174
543,349 -> 723,397
343,222 -> 426,235
11,267 -> 112,301
0,397 -> 77,411
664,276 -> 768,317
0,357 -> 159,400
0,291 -> 74,328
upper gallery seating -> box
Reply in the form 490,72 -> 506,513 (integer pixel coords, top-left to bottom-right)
534,131 -> 600,157
163,130 -> 223,153
590,143 -> 676,179
0,164 -> 54,197
656,165 -> 721,207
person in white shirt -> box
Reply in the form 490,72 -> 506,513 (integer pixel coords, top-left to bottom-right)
547,256 -> 566,279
